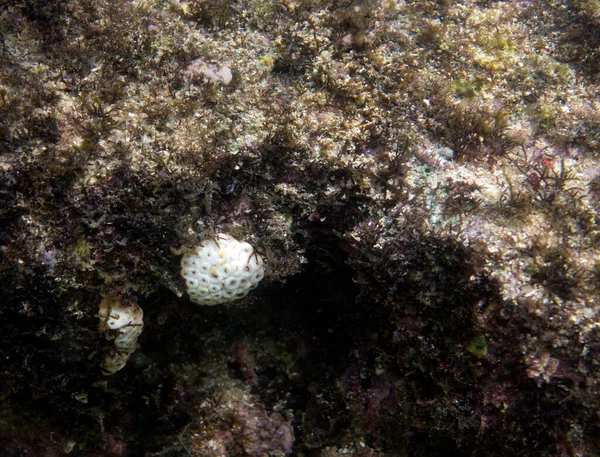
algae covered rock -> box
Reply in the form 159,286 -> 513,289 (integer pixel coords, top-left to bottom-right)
1,0 -> 600,456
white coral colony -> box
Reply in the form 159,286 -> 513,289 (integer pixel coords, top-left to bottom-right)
181,233 -> 265,305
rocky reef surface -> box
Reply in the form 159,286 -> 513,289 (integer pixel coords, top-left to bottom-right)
1,0 -> 600,456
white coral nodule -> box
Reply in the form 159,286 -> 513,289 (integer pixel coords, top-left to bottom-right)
181,233 -> 265,305
98,296 -> 144,375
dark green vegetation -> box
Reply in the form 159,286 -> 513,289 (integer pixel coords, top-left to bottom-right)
1,0 -> 600,456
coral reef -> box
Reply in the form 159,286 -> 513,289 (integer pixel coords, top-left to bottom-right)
1,0 -> 599,456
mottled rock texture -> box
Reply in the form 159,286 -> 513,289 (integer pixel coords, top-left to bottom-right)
1,0 -> 600,456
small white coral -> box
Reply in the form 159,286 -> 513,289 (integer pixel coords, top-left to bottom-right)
181,233 -> 265,305
98,296 -> 144,375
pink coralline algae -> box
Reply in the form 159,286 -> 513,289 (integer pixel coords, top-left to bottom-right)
186,400 -> 294,456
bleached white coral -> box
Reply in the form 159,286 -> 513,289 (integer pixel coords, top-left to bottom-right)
98,296 -> 144,375
181,233 -> 265,305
